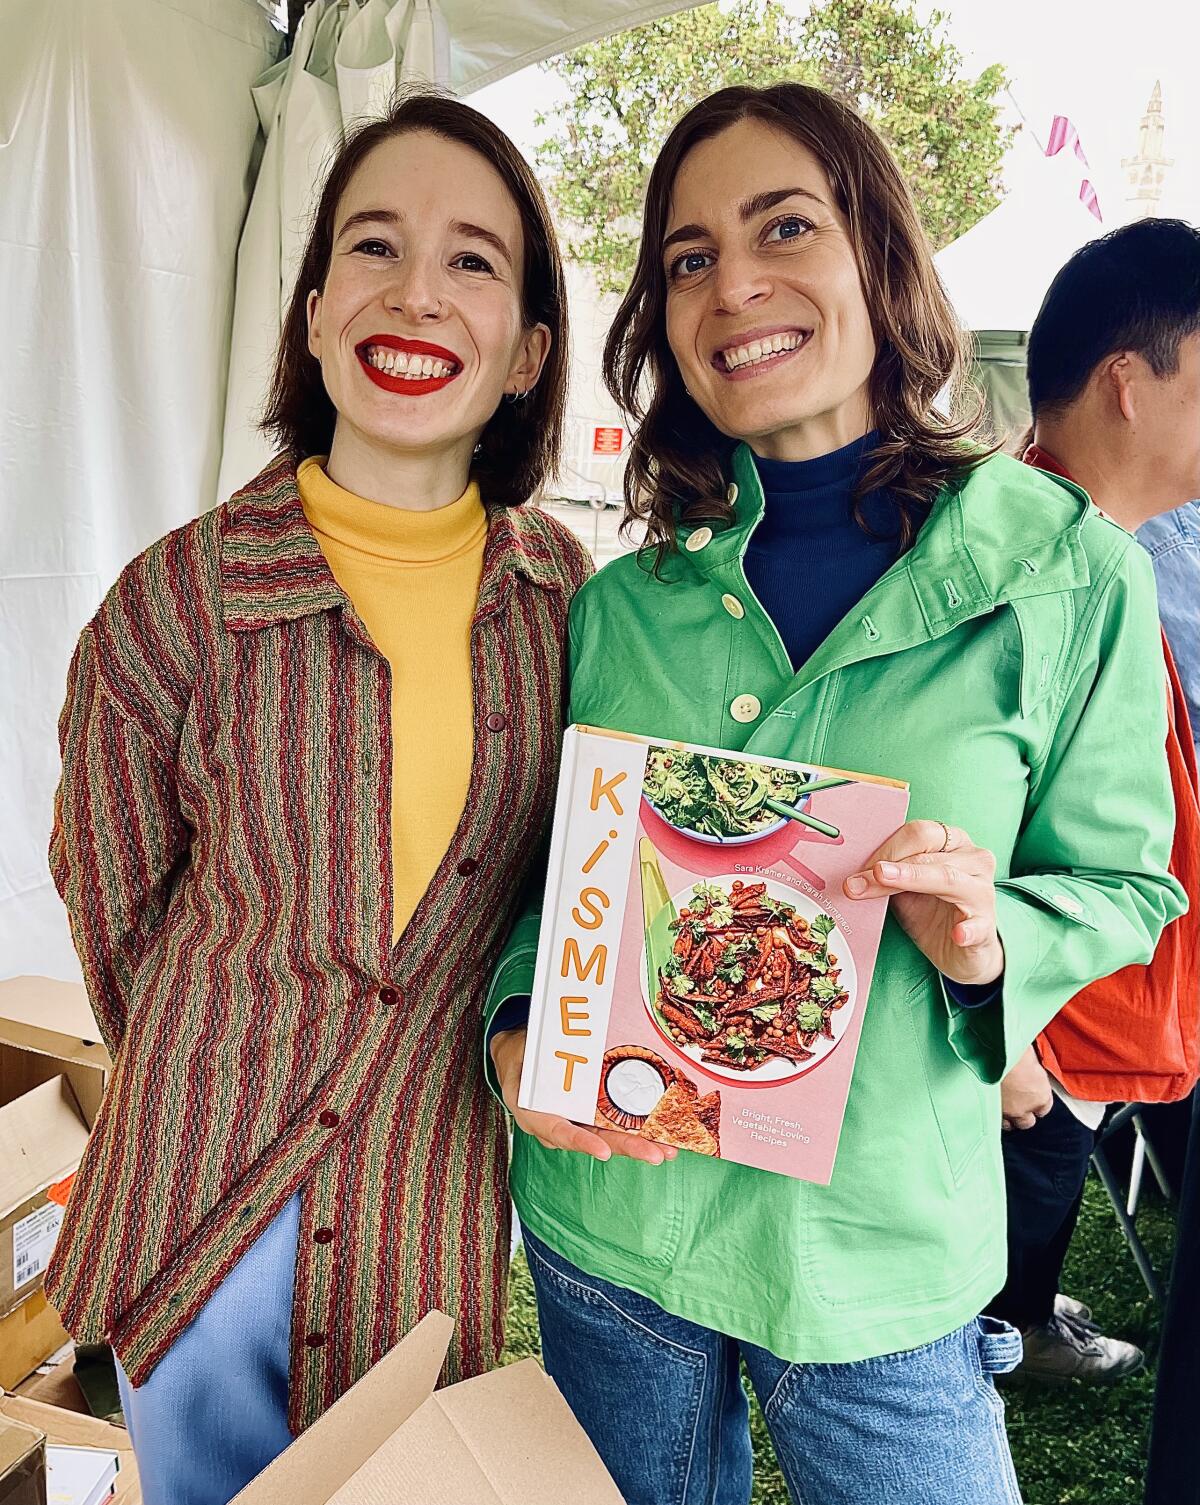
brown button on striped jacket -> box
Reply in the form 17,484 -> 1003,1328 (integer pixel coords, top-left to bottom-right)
46,454 -> 591,1433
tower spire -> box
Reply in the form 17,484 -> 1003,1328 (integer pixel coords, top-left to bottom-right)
1122,81 -> 1172,219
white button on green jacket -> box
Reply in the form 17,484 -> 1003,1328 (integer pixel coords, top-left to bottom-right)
486,445 -> 1186,1366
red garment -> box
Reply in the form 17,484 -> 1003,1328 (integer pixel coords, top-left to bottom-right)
1022,444 -> 1200,1102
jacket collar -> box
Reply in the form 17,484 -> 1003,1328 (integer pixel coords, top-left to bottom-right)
220,453 -> 568,632
681,441 -> 1094,605
1021,442 -> 1072,482
675,441 -> 1097,691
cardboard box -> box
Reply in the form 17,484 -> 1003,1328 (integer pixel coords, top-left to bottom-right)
0,1292 -> 72,1391
233,1312 -> 622,1505
0,978 -> 111,1128
0,1394 -> 138,1505
0,1077 -> 91,1321
0,1413 -> 46,1505
13,1351 -> 88,1417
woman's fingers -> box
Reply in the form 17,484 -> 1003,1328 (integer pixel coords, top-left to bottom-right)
844,855 -> 984,903
512,1106 -> 612,1159
952,917 -> 988,947
857,818 -> 969,868
1004,1112 -> 1040,1132
512,1105 -> 674,1164
495,1024 -> 673,1165
596,1127 -> 677,1164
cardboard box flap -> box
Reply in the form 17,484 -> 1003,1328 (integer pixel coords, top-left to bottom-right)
330,1361 -> 623,1505
0,1393 -> 139,1504
231,1311 -> 455,1505
0,1395 -> 133,1459
431,1361 -> 622,1504
0,1414 -> 44,1475
0,1077 -> 90,1219
0,978 -> 111,1070
327,1398 -> 505,1505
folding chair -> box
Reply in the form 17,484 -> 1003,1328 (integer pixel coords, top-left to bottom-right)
1089,1102 -> 1173,1303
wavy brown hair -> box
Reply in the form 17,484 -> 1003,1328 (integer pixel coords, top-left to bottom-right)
261,91 -> 568,506
603,83 -> 988,550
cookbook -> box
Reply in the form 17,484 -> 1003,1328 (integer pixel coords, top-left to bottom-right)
518,726 -> 910,1182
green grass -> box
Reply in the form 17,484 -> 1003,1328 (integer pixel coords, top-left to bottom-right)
501,1175 -> 1175,1504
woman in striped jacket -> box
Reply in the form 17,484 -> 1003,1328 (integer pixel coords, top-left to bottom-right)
47,93 -> 589,1505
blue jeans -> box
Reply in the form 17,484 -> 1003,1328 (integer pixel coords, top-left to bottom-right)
115,1194 -> 300,1505
523,1229 -> 1023,1505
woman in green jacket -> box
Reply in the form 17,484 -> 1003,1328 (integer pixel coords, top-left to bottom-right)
487,85 -> 1185,1505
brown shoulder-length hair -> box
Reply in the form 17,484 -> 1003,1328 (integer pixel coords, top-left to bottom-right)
261,91 -> 568,506
604,83 -> 988,550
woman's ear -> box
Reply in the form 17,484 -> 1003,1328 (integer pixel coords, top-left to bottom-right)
306,289 -> 322,362
506,323 -> 552,396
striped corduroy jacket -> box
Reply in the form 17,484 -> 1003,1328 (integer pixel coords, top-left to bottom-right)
46,453 -> 591,1433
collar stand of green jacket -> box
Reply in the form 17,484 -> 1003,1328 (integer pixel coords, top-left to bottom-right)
670,442 -> 1098,613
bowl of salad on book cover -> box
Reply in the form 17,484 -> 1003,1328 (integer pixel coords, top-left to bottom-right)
642,747 -> 814,846
643,875 -> 859,1085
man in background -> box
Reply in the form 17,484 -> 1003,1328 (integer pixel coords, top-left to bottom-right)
992,217 -> 1200,1388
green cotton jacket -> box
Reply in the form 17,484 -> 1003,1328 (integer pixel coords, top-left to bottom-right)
485,446 -> 1186,1363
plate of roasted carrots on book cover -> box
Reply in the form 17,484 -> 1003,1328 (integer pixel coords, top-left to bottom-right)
643,874 -> 859,1085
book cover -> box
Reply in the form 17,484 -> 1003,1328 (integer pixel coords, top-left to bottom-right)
47,1444 -> 119,1505
519,726 -> 910,1182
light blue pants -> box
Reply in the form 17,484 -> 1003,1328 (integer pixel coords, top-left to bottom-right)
115,1194 -> 301,1505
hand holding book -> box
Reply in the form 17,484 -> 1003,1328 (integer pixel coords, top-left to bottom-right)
491,1027 -> 677,1166
843,818 -> 1004,987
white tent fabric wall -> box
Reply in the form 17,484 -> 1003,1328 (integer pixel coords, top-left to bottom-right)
216,0 -> 703,504
0,0 -> 281,983
217,0 -> 455,502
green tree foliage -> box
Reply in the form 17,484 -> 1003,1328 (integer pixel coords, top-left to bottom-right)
536,0 -> 1014,293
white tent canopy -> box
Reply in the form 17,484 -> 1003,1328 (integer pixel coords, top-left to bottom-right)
935,156 -> 1108,333
402,0 -> 707,95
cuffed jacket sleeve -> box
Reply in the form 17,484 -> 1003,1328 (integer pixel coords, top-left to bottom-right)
482,834 -> 550,1101
49,624 -> 191,1058
945,532 -> 1188,1083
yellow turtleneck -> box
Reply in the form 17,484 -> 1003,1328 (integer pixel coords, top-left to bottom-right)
297,457 -> 487,939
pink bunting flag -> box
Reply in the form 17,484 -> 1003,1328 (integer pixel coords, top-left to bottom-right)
1045,114 -> 1090,166
1045,115 -> 1103,223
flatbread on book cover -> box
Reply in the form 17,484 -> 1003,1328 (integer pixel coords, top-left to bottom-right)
641,1079 -> 721,1157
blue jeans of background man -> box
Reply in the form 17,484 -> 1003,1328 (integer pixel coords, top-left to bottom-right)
523,1228 -> 1024,1505
115,1193 -> 300,1505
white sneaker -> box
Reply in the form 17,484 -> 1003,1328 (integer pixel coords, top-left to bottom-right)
1017,1308 -> 1144,1387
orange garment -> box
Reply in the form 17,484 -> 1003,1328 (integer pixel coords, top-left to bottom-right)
1024,444 -> 1200,1102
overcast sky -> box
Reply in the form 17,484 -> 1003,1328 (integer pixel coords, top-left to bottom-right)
473,0 -> 1200,228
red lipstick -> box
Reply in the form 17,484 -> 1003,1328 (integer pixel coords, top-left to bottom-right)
355,335 -> 463,396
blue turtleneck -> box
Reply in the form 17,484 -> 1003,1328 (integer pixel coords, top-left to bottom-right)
743,432 -> 901,672
744,434 -> 997,1011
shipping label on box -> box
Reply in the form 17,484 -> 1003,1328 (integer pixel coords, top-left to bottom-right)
13,1205 -> 65,1294
519,726 -> 910,1183
0,1077 -> 90,1318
